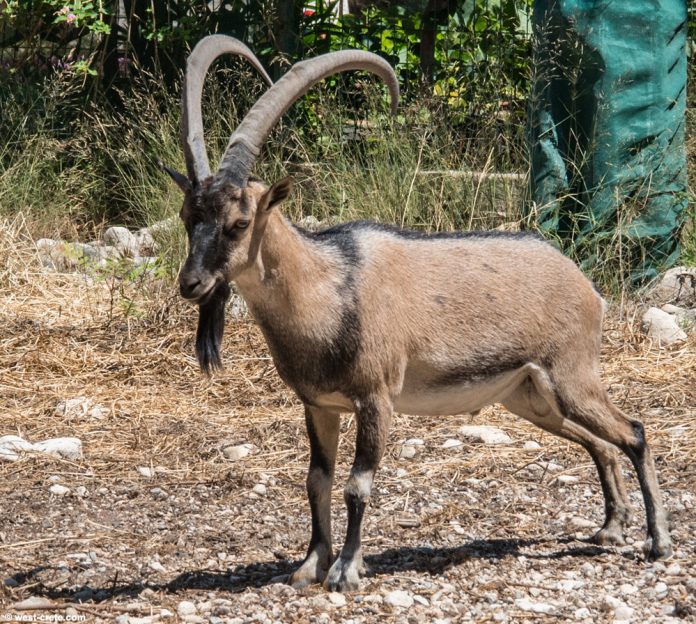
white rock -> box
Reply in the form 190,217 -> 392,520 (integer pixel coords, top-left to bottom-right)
33,437 -> 82,460
413,595 -> 429,606
570,516 -> 596,529
619,583 -> 638,595
104,226 -> 139,257
128,617 -> 160,624
13,597 -> 55,609
523,441 -> 541,450
137,466 -> 155,478
650,266 -> 696,307
404,438 -> 425,446
0,435 -> 35,462
613,604 -> 634,621
88,405 -> 109,419
557,475 -> 579,484
54,396 -> 92,418
395,468 -> 408,478
641,307 -> 687,346
398,445 -> 417,459
49,484 -> 70,496
222,443 -> 254,461
514,598 -> 555,614
177,601 -> 197,616
135,228 -> 158,255
666,562 -> 681,575
574,607 -> 591,619
459,425 -> 512,445
654,581 -> 668,595
384,589 -> 413,608
580,562 -> 595,577
149,560 -> 166,573
159,609 -> 173,618
327,592 -> 347,607
661,303 -> 684,314
442,438 -> 462,448
35,238 -> 57,253
602,595 -> 625,611
75,486 -> 89,497
252,483 -> 267,496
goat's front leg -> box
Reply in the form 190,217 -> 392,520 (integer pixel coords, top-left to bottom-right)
325,395 -> 392,592
288,405 -> 340,588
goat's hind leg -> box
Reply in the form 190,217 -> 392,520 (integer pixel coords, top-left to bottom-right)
503,372 -> 632,546
552,374 -> 672,560
288,405 -> 340,588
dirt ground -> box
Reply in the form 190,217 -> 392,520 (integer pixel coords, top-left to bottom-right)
1,233 -> 695,623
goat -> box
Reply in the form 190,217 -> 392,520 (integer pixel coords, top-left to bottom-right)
163,35 -> 672,592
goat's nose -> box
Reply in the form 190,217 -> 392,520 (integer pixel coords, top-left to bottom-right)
179,275 -> 201,299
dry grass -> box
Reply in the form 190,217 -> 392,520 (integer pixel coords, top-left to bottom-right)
1,216 -> 695,618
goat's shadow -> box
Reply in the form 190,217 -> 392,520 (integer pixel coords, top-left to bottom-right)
10,536 -> 619,603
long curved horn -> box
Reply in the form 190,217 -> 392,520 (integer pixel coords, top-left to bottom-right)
216,50 -> 399,186
182,35 -> 273,184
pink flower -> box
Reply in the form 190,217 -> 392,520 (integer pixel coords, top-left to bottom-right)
57,6 -> 70,15
66,13 -> 77,24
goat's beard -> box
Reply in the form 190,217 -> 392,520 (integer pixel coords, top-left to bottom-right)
195,282 -> 231,375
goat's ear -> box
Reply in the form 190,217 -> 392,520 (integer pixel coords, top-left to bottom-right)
259,177 -> 293,213
159,161 -> 192,193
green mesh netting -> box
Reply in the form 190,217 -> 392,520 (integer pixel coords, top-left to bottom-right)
528,0 -> 688,284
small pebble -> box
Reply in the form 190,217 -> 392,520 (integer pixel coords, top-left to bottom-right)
177,600 -> 197,616
557,475 -> 579,484
384,589 -> 414,608
404,438 -> 424,446
49,484 -> 69,496
398,445 -> 417,459
514,598 -> 555,614
441,438 -> 462,449
252,483 -> 267,496
654,581 -> 668,595
327,592 -> 347,607
614,604 -> 634,620
665,562 -> 681,575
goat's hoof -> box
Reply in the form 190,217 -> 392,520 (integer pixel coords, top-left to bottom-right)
323,557 -> 361,593
591,527 -> 626,547
288,570 -> 324,589
644,538 -> 673,561
288,551 -> 330,588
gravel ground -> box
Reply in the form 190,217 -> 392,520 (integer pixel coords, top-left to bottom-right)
1,242 -> 695,623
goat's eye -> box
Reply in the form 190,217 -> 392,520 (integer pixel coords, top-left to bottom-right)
236,220 -> 250,230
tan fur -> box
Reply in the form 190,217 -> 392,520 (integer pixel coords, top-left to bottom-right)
177,180 -> 672,592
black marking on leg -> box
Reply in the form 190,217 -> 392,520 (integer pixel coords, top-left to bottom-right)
343,489 -> 367,557
631,420 -> 646,454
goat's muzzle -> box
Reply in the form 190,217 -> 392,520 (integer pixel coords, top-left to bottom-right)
179,265 -> 219,304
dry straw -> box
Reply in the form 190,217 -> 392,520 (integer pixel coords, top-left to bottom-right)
1,216 -> 694,608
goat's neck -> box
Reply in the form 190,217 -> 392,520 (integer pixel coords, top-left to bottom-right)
235,210 -> 339,322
